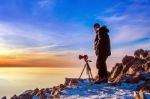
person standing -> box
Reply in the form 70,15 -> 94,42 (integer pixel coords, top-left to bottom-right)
93,23 -> 111,83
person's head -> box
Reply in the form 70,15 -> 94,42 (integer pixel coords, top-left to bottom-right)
93,23 -> 100,32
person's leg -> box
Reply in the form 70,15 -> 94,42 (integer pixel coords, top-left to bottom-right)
96,55 -> 102,78
97,56 -> 108,79
95,55 -> 108,84
102,56 -> 108,78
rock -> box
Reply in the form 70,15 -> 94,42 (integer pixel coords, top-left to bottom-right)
134,90 -> 149,99
136,81 -> 150,99
123,58 -> 146,74
44,93 -> 51,99
36,89 -> 44,97
51,86 -> 62,96
127,63 -> 143,75
22,90 -> 33,95
139,90 -> 144,99
50,83 -> 66,98
140,81 -> 150,93
109,49 -> 150,85
134,91 -> 141,99
134,49 -> 145,58
122,56 -> 135,74
126,73 -> 144,83
35,88 -> 49,99
108,63 -> 123,83
146,57 -> 150,61
19,95 -> 32,99
64,78 -> 79,87
134,49 -> 150,59
1,96 -> 6,99
111,73 -> 123,84
143,61 -> 150,73
122,55 -> 135,65
10,95 -> 18,99
143,50 -> 149,58
51,94 -> 60,99
139,71 -> 150,80
19,90 -> 33,99
127,67 -> 136,75
31,88 -> 39,96
59,84 -> 65,91
38,94 -> 47,99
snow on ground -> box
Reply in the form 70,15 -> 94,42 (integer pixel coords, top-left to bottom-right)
60,80 -> 138,99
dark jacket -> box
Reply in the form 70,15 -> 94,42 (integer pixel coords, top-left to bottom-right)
94,26 -> 111,56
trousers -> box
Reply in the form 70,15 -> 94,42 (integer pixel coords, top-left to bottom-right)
96,55 -> 108,78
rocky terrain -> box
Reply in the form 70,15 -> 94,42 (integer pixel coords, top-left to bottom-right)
1,49 -> 150,99
108,49 -> 150,98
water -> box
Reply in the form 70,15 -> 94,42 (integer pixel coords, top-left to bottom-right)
0,67 -> 97,98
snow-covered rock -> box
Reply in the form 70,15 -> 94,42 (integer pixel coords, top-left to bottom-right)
108,49 -> 150,85
60,79 -> 137,99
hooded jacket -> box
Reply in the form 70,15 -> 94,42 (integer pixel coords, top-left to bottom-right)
94,26 -> 111,56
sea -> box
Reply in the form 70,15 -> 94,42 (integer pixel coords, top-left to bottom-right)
0,67 -> 97,98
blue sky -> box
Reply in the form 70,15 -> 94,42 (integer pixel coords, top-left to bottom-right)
0,0 -> 149,67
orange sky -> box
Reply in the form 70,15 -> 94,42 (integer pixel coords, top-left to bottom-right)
0,50 -> 83,67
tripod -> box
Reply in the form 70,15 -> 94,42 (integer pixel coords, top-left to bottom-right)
79,59 -> 94,82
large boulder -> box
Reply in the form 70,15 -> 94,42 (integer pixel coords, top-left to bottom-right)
19,90 -> 33,99
122,56 -> 135,73
108,63 -> 123,84
1,96 -> 6,99
10,95 -> 18,99
122,55 -> 135,65
134,49 -> 145,58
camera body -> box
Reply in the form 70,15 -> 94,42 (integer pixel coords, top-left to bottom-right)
79,55 -> 88,61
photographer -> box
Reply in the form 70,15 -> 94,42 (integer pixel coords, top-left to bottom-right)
93,23 -> 111,84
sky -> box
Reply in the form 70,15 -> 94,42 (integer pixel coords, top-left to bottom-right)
0,0 -> 149,69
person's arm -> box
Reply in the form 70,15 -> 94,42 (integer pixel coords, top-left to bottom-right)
95,31 -> 102,55
107,35 -> 111,56
96,31 -> 102,50
94,34 -> 98,50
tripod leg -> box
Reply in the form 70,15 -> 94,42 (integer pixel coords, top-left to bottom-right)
79,64 -> 86,79
87,63 -> 94,81
88,72 -> 91,81
89,71 -> 94,81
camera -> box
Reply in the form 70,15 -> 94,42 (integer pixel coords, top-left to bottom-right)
79,55 -> 88,61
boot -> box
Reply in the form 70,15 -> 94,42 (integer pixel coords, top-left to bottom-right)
94,77 -> 107,84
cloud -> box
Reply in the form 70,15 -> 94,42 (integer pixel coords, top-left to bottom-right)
0,21 -> 67,50
0,20 -> 94,67
97,15 -> 127,22
112,25 -> 150,44
98,0 -> 150,45
0,21 -> 93,53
